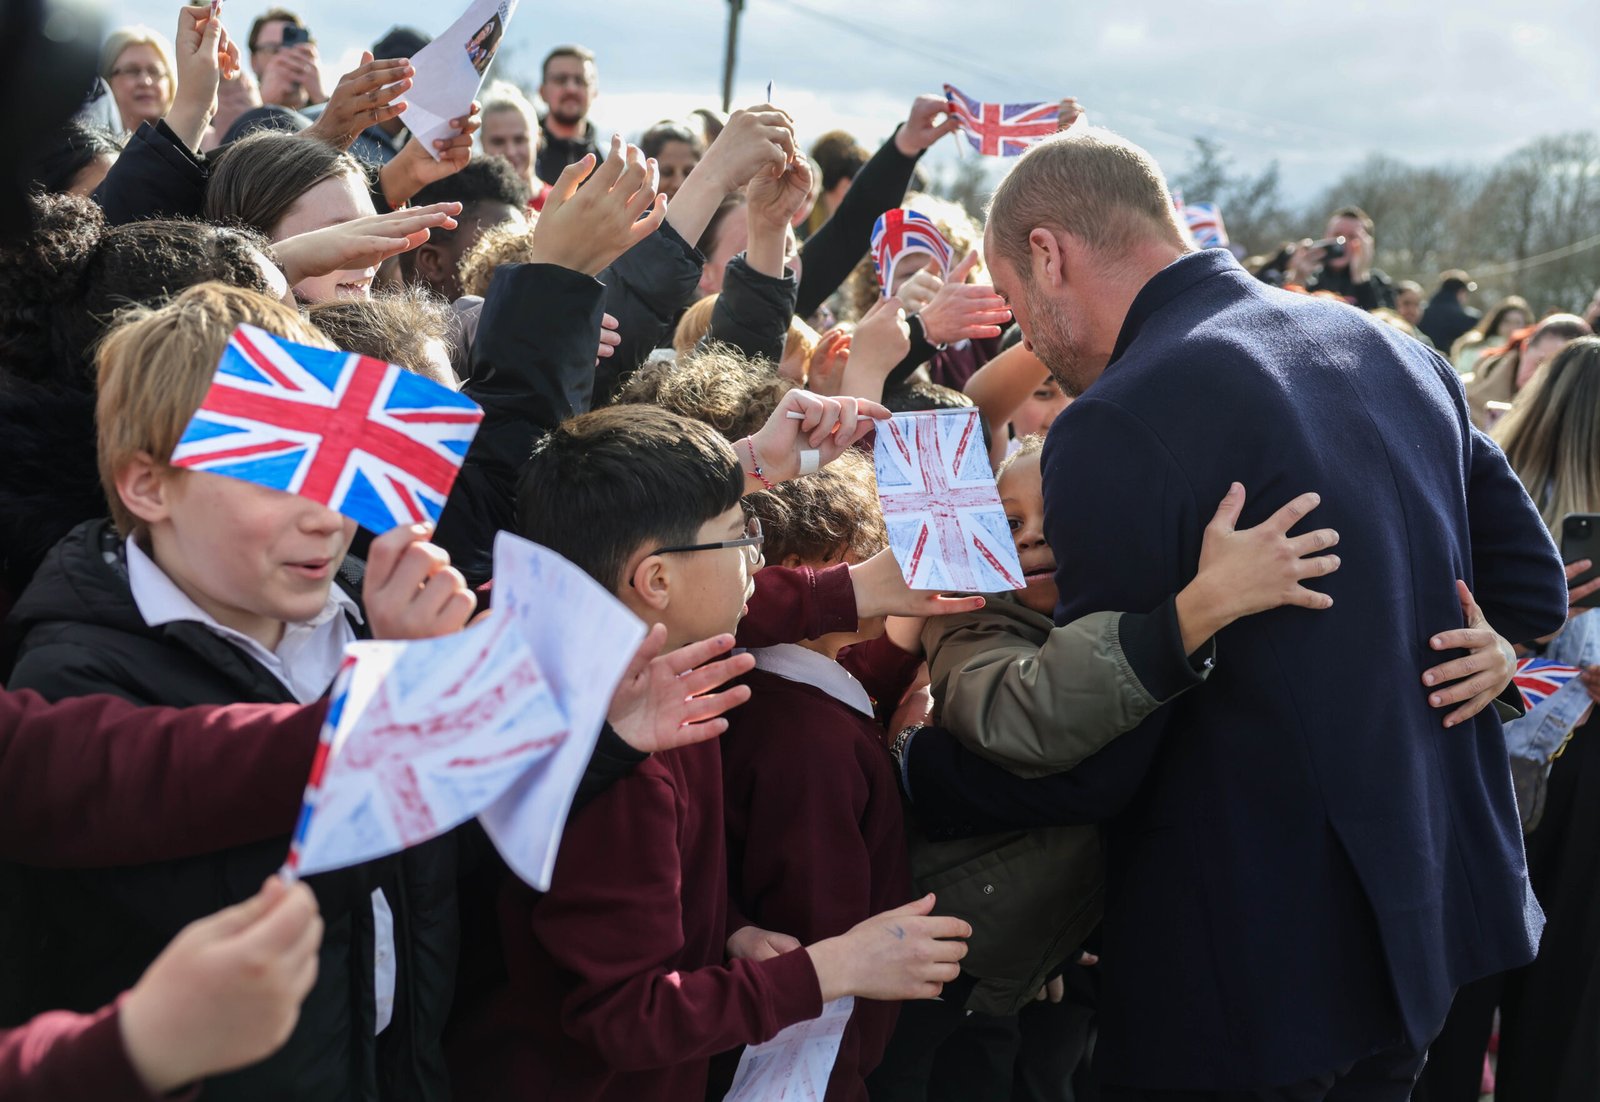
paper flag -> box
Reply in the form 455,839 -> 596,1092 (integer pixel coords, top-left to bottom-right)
871,209 -> 953,295
1514,657 -> 1585,711
285,535 -> 645,890
171,324 -> 482,534
874,409 -> 1026,592
1180,201 -> 1230,249
401,0 -> 520,159
726,997 -> 855,1102
943,83 -> 1058,157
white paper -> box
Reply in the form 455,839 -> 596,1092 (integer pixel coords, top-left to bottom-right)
874,409 -> 1027,592
400,0 -> 519,159
477,532 -> 648,889
726,997 -> 855,1102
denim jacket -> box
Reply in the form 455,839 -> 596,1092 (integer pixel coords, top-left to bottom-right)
1505,610 -> 1600,761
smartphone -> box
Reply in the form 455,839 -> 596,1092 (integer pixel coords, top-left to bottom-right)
1560,513 -> 1600,607
280,24 -> 311,47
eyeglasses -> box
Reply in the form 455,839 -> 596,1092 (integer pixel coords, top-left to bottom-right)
111,64 -> 169,83
651,515 -> 765,568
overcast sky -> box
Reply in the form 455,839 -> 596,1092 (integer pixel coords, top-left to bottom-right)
114,0 -> 1600,214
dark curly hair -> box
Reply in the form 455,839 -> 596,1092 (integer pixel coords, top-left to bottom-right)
0,192 -> 272,388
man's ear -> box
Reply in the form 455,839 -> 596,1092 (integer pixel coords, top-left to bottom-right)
115,452 -> 177,528
1028,227 -> 1066,289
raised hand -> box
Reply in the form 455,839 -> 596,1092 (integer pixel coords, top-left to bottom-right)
895,266 -> 944,313
528,137 -> 667,277
806,894 -> 971,1002
272,203 -> 462,287
916,252 -> 1012,345
697,104 -> 797,194
1423,581 -> 1519,728
744,389 -> 890,488
119,878 -> 322,1094
606,626 -> 756,753
894,93 -> 963,157
840,296 -> 911,401
597,312 -> 621,365
849,547 -> 987,620
746,149 -> 814,234
1058,96 -> 1087,131
304,52 -> 413,152
727,925 -> 803,963
379,103 -> 483,208
169,3 -> 237,152
363,523 -> 475,641
806,327 -> 852,396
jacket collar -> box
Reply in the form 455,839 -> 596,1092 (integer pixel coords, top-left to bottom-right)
1109,248 -> 1242,367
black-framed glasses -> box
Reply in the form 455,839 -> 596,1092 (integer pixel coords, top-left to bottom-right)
652,515 -> 765,567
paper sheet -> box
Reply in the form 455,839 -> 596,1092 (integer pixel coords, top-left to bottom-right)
874,409 -> 1026,592
725,997 -> 855,1102
401,0 -> 519,158
477,532 -> 648,890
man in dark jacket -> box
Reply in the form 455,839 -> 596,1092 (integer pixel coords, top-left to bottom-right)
535,45 -> 601,186
1419,269 -> 1481,352
977,128 -> 1567,1098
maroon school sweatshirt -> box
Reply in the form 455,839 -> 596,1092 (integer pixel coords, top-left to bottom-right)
720,635 -> 920,1101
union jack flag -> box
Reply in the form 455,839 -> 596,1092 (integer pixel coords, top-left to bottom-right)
943,84 -> 1059,157
1180,200 -> 1230,249
1513,657 -> 1585,710
171,325 -> 483,534
874,409 -> 1026,593
871,208 -> 953,294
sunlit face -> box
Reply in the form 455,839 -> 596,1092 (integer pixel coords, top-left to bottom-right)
1396,288 -> 1423,325
629,502 -> 759,651
482,108 -> 534,184
1517,333 -> 1572,391
988,245 -> 1093,399
654,139 -> 699,201
137,469 -> 357,649
997,451 -> 1056,616
1325,215 -> 1367,270
1497,309 -> 1530,337
109,43 -> 171,131
700,199 -> 801,297
539,57 -> 594,126
271,172 -> 378,303
1011,374 -> 1070,439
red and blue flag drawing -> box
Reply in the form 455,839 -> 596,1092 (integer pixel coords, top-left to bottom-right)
170,324 -> 483,534
1180,200 -> 1230,249
871,208 -> 953,294
1514,657 -> 1585,711
874,409 -> 1026,593
943,84 -> 1059,157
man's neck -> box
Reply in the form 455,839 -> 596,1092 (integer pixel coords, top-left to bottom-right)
544,114 -> 585,141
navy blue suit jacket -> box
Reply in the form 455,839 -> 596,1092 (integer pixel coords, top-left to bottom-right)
916,250 -> 1567,1090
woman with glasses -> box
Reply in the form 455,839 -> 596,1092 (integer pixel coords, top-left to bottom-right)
99,26 -> 176,137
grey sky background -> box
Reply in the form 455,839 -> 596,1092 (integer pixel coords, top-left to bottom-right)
115,0 -> 1600,221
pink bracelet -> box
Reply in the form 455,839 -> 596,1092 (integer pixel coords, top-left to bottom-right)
743,436 -> 776,491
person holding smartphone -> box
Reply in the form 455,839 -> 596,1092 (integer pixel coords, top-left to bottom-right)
247,7 -> 324,111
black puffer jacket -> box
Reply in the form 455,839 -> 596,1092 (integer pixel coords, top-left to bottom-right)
0,520 -> 456,1102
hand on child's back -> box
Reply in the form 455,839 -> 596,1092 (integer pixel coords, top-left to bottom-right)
1198,484 -> 1341,620
805,893 -> 971,1003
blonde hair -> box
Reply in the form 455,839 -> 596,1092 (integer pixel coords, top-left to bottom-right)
986,126 -> 1187,275
480,80 -> 538,129
672,297 -> 816,383
100,26 -> 177,118
673,294 -> 719,355
96,282 -> 330,534
457,218 -> 539,298
1494,336 -> 1600,532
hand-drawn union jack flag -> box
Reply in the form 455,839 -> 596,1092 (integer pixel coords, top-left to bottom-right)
170,324 -> 483,534
1513,657 -> 1585,710
872,208 -> 953,295
943,84 -> 1059,157
1181,201 -> 1230,249
874,409 -> 1026,593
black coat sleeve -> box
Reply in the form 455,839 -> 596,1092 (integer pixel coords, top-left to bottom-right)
796,127 -> 922,319
433,262 -> 605,586
703,253 -> 798,364
91,121 -> 208,225
594,221 -> 705,400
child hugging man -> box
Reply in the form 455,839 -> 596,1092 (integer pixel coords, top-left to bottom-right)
720,446 -> 924,1100
1,283 -> 468,1101
466,403 -> 971,1102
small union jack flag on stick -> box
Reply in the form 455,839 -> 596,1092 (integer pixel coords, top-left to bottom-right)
171,325 -> 483,534
1180,200 -> 1230,249
1513,657 -> 1585,711
943,83 -> 1059,157
874,408 -> 1026,593
871,208 -> 953,295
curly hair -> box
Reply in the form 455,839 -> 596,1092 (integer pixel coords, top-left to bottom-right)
744,447 -> 885,566
615,344 -> 795,441
456,218 -> 539,299
307,287 -> 455,385
0,193 -> 272,388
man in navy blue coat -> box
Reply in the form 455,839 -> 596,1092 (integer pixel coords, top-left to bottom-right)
953,129 -> 1568,1098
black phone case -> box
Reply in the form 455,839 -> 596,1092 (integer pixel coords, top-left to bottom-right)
1560,514 -> 1600,608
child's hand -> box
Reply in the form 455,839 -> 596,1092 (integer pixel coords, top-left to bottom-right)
272,203 -> 461,288
596,313 -> 621,366
914,253 -> 1011,345
606,626 -> 756,753
727,924 -> 802,963
363,524 -> 475,640
168,4 -> 237,152
379,103 -> 482,208
744,389 -> 890,488
805,327 -> 852,396
1175,484 -> 1340,653
840,297 -> 911,402
120,877 -> 322,1094
303,52 -> 414,152
528,137 -> 667,277
806,893 -> 971,1002
850,548 -> 986,620
1423,580 -> 1518,728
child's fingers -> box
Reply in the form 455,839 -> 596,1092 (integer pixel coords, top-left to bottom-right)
880,893 -> 937,919
1443,692 -> 1497,728
678,684 -> 753,725
1207,482 -> 1246,533
666,716 -> 730,748
618,623 -> 668,685
1285,583 -> 1334,610
1292,553 -> 1340,579
1427,668 -> 1502,708
1422,652 -> 1491,688
675,652 -> 757,699
1263,491 -> 1322,534
948,251 -> 981,284
660,631 -> 738,677
1284,527 -> 1339,558
909,915 -> 974,945
920,593 -> 987,616
1429,627 -> 1495,652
